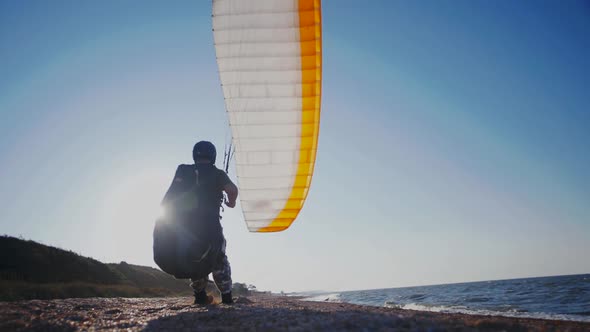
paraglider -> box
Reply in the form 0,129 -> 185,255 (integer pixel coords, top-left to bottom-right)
154,141 -> 238,304
153,1 -> 322,299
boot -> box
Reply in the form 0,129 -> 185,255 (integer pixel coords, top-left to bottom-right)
193,290 -> 208,305
221,292 -> 233,304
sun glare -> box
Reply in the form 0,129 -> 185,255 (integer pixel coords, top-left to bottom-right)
97,169 -> 171,262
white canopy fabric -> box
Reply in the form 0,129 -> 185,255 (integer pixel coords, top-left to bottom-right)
213,0 -> 322,232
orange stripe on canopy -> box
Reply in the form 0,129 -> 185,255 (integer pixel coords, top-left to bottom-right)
257,0 -> 322,232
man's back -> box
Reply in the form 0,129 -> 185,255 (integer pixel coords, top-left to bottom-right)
162,163 -> 231,221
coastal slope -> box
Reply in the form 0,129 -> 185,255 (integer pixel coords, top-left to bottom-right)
0,235 -> 191,300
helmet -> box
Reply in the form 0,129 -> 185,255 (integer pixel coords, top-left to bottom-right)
193,141 -> 216,164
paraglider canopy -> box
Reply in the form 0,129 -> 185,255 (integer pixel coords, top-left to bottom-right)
212,0 -> 322,232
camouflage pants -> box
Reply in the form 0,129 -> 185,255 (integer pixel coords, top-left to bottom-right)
190,241 -> 232,294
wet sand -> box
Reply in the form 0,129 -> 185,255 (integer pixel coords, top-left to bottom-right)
1,294 -> 588,331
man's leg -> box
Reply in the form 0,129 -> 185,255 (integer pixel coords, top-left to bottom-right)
212,254 -> 233,304
190,277 -> 209,305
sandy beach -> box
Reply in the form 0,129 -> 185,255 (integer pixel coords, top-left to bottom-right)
1,294 -> 588,331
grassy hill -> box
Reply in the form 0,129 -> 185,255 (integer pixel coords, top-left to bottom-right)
107,262 -> 189,294
0,235 -> 192,301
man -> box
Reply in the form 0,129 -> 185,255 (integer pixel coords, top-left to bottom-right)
161,141 -> 238,305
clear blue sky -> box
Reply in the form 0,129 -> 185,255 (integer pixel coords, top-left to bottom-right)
1,0 -> 589,292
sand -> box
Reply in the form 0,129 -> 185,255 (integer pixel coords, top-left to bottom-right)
1,294 -> 588,331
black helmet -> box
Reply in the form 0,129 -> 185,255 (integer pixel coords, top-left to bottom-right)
193,141 -> 216,164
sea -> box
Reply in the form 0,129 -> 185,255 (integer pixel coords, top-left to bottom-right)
301,274 -> 590,322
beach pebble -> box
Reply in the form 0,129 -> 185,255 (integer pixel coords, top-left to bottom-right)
0,295 -> 588,331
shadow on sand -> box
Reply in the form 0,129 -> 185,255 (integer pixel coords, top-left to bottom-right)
142,303 -> 533,331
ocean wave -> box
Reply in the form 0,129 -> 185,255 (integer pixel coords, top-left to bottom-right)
465,296 -> 491,303
402,293 -> 428,301
300,275 -> 590,322
302,293 -> 342,303
383,302 -> 590,322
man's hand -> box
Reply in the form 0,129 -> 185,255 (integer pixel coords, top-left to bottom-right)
224,198 -> 236,208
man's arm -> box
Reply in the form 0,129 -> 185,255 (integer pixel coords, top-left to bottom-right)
223,180 -> 238,208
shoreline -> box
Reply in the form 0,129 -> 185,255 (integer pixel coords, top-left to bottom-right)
1,294 -> 588,331
299,294 -> 590,324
